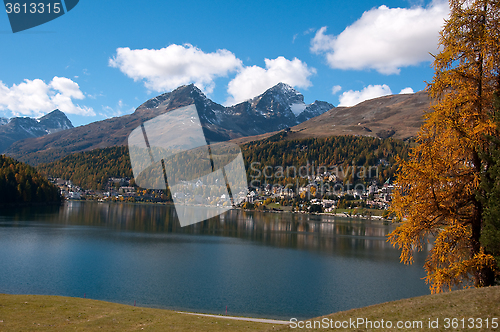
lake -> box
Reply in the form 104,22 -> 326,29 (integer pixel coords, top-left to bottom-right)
0,201 -> 430,320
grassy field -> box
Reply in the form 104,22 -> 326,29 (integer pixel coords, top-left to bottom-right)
0,294 -> 278,331
330,208 -> 385,217
1,286 -> 499,331
275,286 -> 500,331
264,203 -> 293,212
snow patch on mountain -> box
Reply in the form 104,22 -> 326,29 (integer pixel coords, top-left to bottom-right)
133,82 -> 333,142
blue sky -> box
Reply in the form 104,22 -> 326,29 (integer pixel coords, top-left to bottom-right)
0,0 -> 449,126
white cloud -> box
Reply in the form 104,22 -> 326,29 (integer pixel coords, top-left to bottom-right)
109,44 -> 242,94
0,77 -> 94,117
311,0 -> 449,74
100,99 -> 135,119
399,87 -> 414,94
225,56 -> 315,105
339,84 -> 392,107
293,27 -> 316,43
331,85 -> 342,95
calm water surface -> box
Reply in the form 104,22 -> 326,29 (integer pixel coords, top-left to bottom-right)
0,201 -> 430,319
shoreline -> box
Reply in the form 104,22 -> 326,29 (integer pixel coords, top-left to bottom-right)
176,311 -> 290,324
68,198 -> 394,223
238,207 -> 392,221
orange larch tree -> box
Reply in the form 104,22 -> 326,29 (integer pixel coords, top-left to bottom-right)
388,0 -> 500,293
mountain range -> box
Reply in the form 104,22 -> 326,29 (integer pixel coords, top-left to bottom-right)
4,83 -> 431,166
227,91 -> 430,147
0,110 -> 73,154
134,82 -> 333,141
4,83 -> 333,165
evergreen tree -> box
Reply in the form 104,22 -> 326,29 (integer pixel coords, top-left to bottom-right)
0,155 -> 61,205
479,93 -> 500,283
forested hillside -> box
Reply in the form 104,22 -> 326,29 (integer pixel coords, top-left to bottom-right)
0,155 -> 61,205
37,135 -> 410,190
242,132 -> 410,187
37,146 -> 133,190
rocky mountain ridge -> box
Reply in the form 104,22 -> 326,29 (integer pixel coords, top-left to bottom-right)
5,84 -> 432,167
0,110 -> 73,154
5,83 -> 333,165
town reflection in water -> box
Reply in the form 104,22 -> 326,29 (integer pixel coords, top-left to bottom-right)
3,201 -> 419,258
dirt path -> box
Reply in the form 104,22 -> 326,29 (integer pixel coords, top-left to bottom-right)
176,311 -> 291,325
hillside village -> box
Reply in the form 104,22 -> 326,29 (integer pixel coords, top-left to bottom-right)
52,168 -> 395,219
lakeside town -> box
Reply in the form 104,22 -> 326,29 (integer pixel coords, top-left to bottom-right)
51,166 -> 395,220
